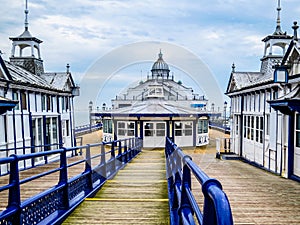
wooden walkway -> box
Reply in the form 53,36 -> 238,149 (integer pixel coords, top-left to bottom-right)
63,150 -> 169,224
184,139 -> 300,225
1,130 -> 300,224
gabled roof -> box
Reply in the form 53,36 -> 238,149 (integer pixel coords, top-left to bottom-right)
0,55 -> 12,80
41,72 -> 75,91
0,54 -> 77,93
226,72 -> 264,93
5,61 -> 52,88
282,40 -> 300,65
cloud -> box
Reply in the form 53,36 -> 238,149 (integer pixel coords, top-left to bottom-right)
1,0 -> 300,123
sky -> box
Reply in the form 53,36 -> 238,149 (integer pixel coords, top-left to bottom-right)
1,0 -> 300,125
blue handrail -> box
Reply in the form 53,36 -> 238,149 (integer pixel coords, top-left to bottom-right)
0,137 -> 142,225
165,137 -> 233,225
74,123 -> 102,136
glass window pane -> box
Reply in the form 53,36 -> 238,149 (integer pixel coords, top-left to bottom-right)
118,122 -> 125,129
296,131 -> 300,147
145,123 -> 153,129
185,130 -> 192,136
128,122 -> 135,129
185,122 -> 192,129
145,130 -> 153,136
128,130 -> 134,136
118,129 -> 125,136
175,130 -> 182,136
174,122 -> 182,129
296,114 -> 300,130
156,123 -> 165,129
157,130 -> 165,136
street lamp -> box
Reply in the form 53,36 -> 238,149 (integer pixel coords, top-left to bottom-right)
89,101 -> 93,131
224,101 -> 228,130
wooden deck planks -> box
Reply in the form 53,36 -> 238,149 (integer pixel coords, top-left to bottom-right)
63,150 -> 170,225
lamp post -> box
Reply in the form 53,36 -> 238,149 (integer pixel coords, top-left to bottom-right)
89,101 -> 93,131
224,101 -> 228,131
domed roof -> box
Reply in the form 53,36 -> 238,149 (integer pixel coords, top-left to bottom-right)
151,51 -> 169,71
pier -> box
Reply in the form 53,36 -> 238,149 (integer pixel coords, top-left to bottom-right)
0,129 -> 299,224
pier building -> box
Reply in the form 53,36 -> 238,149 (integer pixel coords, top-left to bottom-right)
226,0 -> 300,180
91,51 -> 213,148
0,0 -> 79,174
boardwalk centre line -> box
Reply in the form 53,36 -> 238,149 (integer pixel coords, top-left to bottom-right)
105,180 -> 167,183
85,198 -> 169,202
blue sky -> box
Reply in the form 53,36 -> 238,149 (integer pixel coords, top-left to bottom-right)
1,0 -> 300,124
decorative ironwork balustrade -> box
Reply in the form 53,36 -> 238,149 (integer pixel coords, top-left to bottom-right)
0,137 -> 142,225
165,137 -> 233,225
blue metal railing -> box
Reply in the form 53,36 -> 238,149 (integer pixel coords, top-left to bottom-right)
0,137 -> 142,225
209,121 -> 230,134
74,123 -> 102,136
165,137 -> 233,225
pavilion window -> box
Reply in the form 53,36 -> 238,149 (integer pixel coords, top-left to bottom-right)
42,95 -> 46,111
175,122 -> 182,136
127,122 -> 135,136
296,114 -> 300,148
47,95 -> 51,111
117,122 -> 126,136
144,123 -> 154,136
235,115 -> 239,135
103,119 -> 113,134
12,90 -> 19,110
184,122 -> 193,136
156,123 -> 165,136
21,92 -> 27,110
198,119 -> 208,134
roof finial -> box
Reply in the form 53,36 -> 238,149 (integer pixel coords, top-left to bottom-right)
232,63 -> 235,73
292,21 -> 299,41
274,0 -> 284,35
158,49 -> 163,59
24,0 -> 29,31
66,63 -> 70,73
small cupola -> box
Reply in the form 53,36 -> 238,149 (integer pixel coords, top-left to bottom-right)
150,50 -> 170,80
9,0 -> 44,76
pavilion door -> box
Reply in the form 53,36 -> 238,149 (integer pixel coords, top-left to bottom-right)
143,121 -> 166,148
174,121 -> 193,147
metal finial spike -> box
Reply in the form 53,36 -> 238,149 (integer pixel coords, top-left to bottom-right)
232,63 -> 235,72
292,21 -> 299,41
66,63 -> 70,73
274,0 -> 283,35
158,49 -> 163,59
24,0 -> 29,30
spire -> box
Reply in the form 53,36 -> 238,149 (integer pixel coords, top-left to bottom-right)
24,0 -> 29,31
274,0 -> 285,35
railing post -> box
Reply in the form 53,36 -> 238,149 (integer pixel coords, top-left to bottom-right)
224,138 -> 227,153
85,144 -> 93,194
100,143 -> 107,180
111,141 -> 116,173
124,140 -> 128,163
180,162 -> 195,224
8,155 -> 21,224
59,148 -> 69,210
